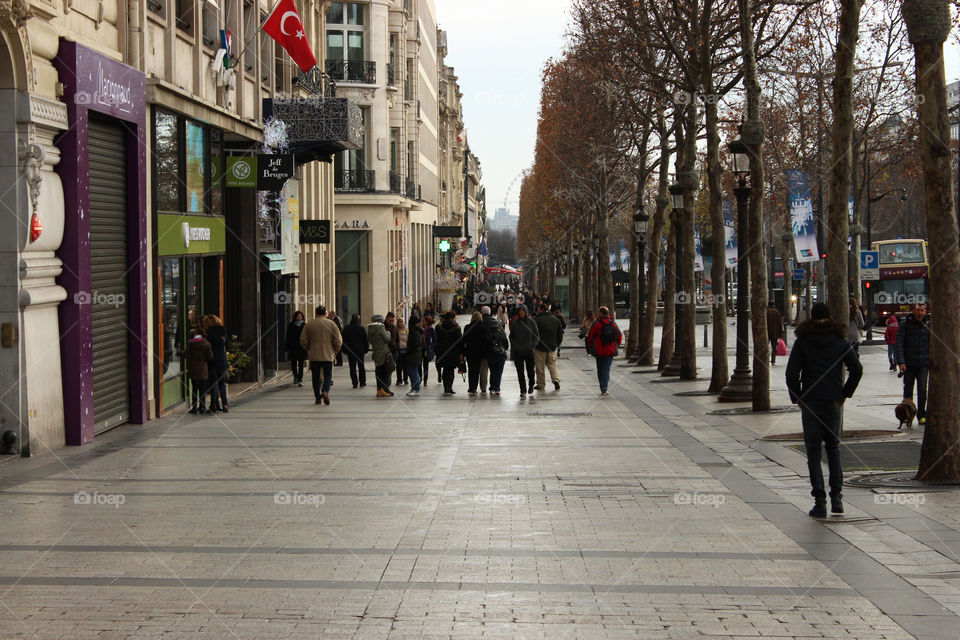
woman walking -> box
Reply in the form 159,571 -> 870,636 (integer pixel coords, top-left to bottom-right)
367,314 -> 394,397
284,311 -> 307,388
342,314 -> 369,388
509,305 -> 539,396
204,315 -> 230,412
405,315 -> 424,397
587,306 -> 622,396
484,310 -> 509,396
848,298 -> 865,357
435,311 -> 463,395
422,316 -> 437,386
463,311 -> 488,395
396,318 -> 409,386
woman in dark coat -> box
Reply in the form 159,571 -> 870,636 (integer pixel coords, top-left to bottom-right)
434,312 -> 463,395
463,311 -> 488,395
341,314 -> 370,388
203,315 -> 230,412
421,316 -> 437,386
285,310 -> 308,388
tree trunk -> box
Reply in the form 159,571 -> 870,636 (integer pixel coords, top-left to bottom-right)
679,103 -> 699,380
903,0 -> 960,483
639,120 -> 672,367
658,214 -> 677,369
738,0 -> 770,411
704,79 -> 729,391
827,0 -> 861,322
627,212 -> 641,358
781,234 -> 794,327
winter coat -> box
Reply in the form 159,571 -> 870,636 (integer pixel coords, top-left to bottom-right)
766,307 -> 783,342
386,323 -> 400,354
185,336 -> 213,381
509,305 -> 540,358
463,319 -> 489,360
341,321 -> 369,360
423,325 -> 437,361
299,316 -> 343,363
895,314 -> 930,368
883,316 -> 899,346
206,325 -> 229,368
785,319 -> 863,405
285,321 -> 308,361
367,322 -> 392,366
483,315 -> 509,360
587,316 -> 622,358
534,311 -> 563,352
406,325 -> 424,368
434,317 -> 464,368
847,308 -> 865,345
398,328 -> 409,351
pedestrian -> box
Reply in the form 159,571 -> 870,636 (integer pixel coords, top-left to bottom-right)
423,302 -> 436,321
553,306 -> 567,357
579,309 -> 596,349
484,308 -> 509,396
848,298 -> 865,356
785,302 -> 863,517
767,301 -> 784,365
396,318 -> 409,386
405,315 -> 424,397
284,310 -> 307,388
203,315 -> 230,412
368,314 -> 394,397
895,303 -> 931,425
534,303 -> 563,391
422,315 -> 437,387
587,306 -> 622,396
477,306 -> 494,392
435,311 -> 463,395
300,305 -> 343,406
884,314 -> 899,371
496,303 -> 509,328
184,328 -> 213,414
509,304 -> 539,397
385,312 -> 400,382
341,314 -> 369,388
328,310 -> 344,367
464,311 -> 488,395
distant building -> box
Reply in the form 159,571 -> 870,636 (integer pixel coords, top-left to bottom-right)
950,80 -> 960,140
489,208 -> 519,233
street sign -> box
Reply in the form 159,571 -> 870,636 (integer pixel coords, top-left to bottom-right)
860,250 -> 880,280
793,269 -> 805,280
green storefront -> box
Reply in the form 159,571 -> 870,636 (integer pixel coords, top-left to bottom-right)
156,214 -> 226,410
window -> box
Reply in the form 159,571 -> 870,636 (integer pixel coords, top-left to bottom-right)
147,0 -> 165,19
259,11 -> 271,84
389,34 -> 397,67
407,140 -> 414,180
153,110 -> 223,215
335,108 -> 367,174
154,111 -> 180,212
404,58 -> 413,100
878,242 -> 925,265
176,0 -> 193,32
209,129 -> 222,214
185,121 -> 205,213
390,128 -> 399,173
326,2 -> 363,25
201,0 -> 219,47
243,0 -> 255,74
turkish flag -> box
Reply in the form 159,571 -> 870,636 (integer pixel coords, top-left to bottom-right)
262,0 -> 316,73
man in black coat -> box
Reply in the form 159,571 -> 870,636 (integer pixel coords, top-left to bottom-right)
434,312 -> 463,395
341,314 -> 369,388
895,303 -> 931,424
786,302 -> 863,518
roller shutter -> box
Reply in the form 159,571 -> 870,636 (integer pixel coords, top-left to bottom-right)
88,118 -> 131,433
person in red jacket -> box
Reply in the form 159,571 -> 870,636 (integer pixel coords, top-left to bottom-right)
586,306 -> 622,396
884,315 -> 899,371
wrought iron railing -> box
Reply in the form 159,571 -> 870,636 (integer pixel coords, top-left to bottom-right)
389,171 -> 403,194
386,63 -> 396,87
293,68 -> 337,98
325,60 -> 376,84
335,170 -> 376,192
405,179 -> 418,200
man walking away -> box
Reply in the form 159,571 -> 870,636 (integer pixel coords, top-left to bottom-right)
484,308 -> 509,396
785,302 -> 863,518
534,303 -> 563,390
895,303 -> 931,425
300,305 -> 343,406
509,304 -> 539,397
587,306 -> 622,396
405,315 -> 424,396
435,311 -> 464,395
368,315 -> 393,397
285,311 -> 308,387
767,301 -> 783,365
342,314 -> 369,388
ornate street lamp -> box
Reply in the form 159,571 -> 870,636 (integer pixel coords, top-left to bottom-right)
630,203 -> 651,363
663,182 -> 684,377
719,134 -> 753,401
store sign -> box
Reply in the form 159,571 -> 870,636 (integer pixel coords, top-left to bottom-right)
258,154 -> 294,191
226,157 -> 257,187
334,220 -> 370,229
158,214 -> 226,256
433,225 -> 462,238
300,220 -> 331,244
280,180 -> 300,275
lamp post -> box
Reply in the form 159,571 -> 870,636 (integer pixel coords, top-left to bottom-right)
662,182 -> 684,377
719,134 -> 753,402
631,203 -> 650,363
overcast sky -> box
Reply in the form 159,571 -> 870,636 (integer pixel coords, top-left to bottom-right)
436,1 -> 960,220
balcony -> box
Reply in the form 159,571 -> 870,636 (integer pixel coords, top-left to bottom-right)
325,60 -> 377,85
386,63 -> 396,87
335,170 -> 376,193
405,179 -> 419,200
262,97 -> 363,163
389,171 -> 403,194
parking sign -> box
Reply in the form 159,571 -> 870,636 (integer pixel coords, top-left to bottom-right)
860,250 -> 879,280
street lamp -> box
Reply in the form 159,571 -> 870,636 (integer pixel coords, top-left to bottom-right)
663,182 -> 684,377
631,203 -> 651,363
719,134 -> 753,402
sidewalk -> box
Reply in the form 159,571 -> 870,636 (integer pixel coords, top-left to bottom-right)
0,327 -> 955,639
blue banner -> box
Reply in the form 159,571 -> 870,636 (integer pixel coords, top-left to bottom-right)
787,170 -> 819,263
694,229 -> 704,272
722,200 -> 738,267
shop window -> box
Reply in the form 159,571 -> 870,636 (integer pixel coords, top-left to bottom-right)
209,129 -> 223,215
260,11 -> 271,85
185,121 -> 206,213
201,0 -> 220,48
160,257 -> 183,384
176,0 -> 194,33
153,110 -> 223,215
154,111 -> 180,212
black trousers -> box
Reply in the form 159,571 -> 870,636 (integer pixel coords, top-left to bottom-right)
422,358 -> 432,384
347,355 -> 366,387
290,359 -> 305,383
801,402 -> 844,500
440,364 -> 456,392
467,355 -> 483,392
396,351 -> 408,383
375,363 -> 391,391
513,353 -> 535,393
189,378 -> 207,410
903,365 -> 929,418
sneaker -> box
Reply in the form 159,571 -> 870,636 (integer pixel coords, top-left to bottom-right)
897,370 -> 904,378
297,382 -> 303,388
601,391 -> 610,397
468,391 -> 477,396
492,391 -> 500,396
528,384 -> 534,394
553,380 -> 560,390
406,390 -> 420,397
520,391 -> 526,397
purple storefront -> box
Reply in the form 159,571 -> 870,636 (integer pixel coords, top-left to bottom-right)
55,41 -> 149,445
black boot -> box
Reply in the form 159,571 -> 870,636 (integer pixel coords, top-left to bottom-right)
831,495 -> 843,514
809,500 -> 827,518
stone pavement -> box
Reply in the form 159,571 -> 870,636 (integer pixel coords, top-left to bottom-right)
0,322 -> 958,639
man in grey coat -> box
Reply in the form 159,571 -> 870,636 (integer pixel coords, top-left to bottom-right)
534,303 -> 563,391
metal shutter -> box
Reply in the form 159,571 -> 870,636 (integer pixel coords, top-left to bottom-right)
88,118 -> 131,433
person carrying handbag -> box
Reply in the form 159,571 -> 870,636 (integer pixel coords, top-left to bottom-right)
767,301 -> 784,365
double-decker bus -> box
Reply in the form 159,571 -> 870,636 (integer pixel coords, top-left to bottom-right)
870,239 -> 928,319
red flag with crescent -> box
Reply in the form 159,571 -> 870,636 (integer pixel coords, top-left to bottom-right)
262,0 -> 316,73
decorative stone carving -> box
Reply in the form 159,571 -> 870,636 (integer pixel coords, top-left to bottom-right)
0,0 -> 32,26
19,141 -> 42,216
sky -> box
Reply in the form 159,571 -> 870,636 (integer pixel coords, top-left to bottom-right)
436,0 -> 960,220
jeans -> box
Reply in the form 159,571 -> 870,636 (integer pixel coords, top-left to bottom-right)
467,355 -> 483,392
487,356 -> 506,392
422,357 -> 432,385
347,355 -> 366,387
887,344 -> 896,362
596,356 -> 613,393
534,349 -> 559,388
440,364 -> 456,392
209,362 -> 229,410
290,359 -> 305,384
903,365 -> 929,418
189,377 -> 207,411
396,350 -> 408,384
310,361 -> 333,400
407,365 -> 422,392
801,401 -> 844,500
514,353 -> 535,393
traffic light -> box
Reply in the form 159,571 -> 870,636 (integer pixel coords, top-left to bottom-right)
821,251 -> 827,260
865,281 -> 871,289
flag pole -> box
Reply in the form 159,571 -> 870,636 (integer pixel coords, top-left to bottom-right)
232,0 -> 317,74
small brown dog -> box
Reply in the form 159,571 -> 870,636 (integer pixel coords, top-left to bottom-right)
895,398 -> 917,430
